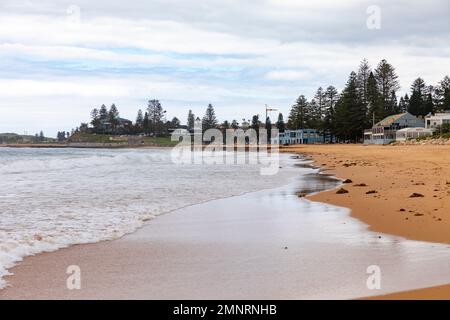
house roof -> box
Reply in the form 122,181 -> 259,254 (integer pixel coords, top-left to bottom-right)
375,113 -> 407,127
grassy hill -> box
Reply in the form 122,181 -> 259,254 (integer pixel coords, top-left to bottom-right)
0,133 -> 56,144
68,132 -> 179,147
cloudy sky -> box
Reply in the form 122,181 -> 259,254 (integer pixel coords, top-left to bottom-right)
0,0 -> 449,136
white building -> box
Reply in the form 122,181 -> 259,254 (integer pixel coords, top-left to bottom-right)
396,127 -> 433,141
364,112 -> 424,145
425,112 -> 450,129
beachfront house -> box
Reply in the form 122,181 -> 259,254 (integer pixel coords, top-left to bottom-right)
363,112 -> 424,145
395,127 -> 433,141
271,129 -> 322,145
425,112 -> 450,130
99,117 -> 133,133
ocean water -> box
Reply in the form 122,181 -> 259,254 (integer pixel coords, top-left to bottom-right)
0,147 -> 298,288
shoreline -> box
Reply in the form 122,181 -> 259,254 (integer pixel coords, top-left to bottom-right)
2,147 -> 450,299
4,154 -> 439,300
281,144 -> 450,299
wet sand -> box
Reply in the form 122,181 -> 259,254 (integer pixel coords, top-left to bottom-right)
282,144 -> 450,299
2,160 -> 450,299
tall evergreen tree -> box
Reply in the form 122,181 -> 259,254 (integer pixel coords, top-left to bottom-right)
287,95 -> 308,129
356,59 -> 371,115
108,104 -> 119,133
314,87 -> 327,119
90,108 -> 100,131
251,114 -> 261,142
147,99 -> 166,136
187,110 -> 195,131
366,71 -> 383,125
99,104 -> 108,122
322,86 -> 339,138
202,104 -> 218,131
435,76 -> 450,111
307,98 -> 323,129
408,77 -> 427,116
143,112 -> 149,134
333,72 -> 365,142
276,113 -> 286,133
374,59 -> 400,116
135,109 -> 144,132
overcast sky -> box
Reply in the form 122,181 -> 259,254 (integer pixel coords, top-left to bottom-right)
0,0 -> 449,136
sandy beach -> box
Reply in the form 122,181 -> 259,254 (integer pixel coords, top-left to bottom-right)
1,145 -> 450,299
282,144 -> 450,299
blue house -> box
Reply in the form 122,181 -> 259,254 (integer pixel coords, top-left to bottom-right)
271,129 -> 323,145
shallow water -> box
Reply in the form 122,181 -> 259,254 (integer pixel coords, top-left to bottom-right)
1,147 -> 450,298
0,147 -> 296,288
123,168 -> 450,299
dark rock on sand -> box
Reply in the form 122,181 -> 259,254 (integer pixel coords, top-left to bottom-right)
410,193 -> 425,198
336,188 -> 349,194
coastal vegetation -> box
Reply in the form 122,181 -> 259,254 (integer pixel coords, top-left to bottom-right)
0,132 -> 55,145
286,59 -> 450,142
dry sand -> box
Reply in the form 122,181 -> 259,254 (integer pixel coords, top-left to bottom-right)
282,144 -> 450,299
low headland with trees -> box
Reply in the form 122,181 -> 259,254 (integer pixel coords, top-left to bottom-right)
2,58 -> 449,147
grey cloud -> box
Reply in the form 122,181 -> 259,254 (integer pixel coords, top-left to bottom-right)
2,0 -> 448,47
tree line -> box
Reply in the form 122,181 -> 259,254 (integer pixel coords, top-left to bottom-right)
286,59 -> 450,142
74,60 -> 449,143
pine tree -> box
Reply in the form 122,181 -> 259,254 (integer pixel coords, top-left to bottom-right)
143,112 -> 149,134
135,109 -> 144,132
356,59 -> 371,115
99,104 -> 108,121
187,110 -> 195,131
334,72 -> 365,142
435,76 -> 450,111
147,99 -> 166,136
108,104 -> 119,134
90,108 -> 100,131
287,95 -> 308,129
202,104 -> 218,131
367,71 -> 383,124
374,59 -> 400,116
408,78 -> 426,116
314,87 -> 327,119
307,98 -> 322,129
276,113 -> 286,133
323,86 -> 339,139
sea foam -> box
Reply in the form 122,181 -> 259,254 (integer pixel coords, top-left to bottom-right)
0,147 -> 297,288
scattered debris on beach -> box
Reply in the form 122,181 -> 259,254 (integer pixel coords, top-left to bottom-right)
336,188 -> 349,194
410,193 -> 425,198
